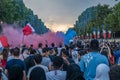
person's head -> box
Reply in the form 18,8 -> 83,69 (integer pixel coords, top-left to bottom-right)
13,47 -> 20,57
10,48 -> 14,55
30,67 -> 46,80
23,49 -> 29,55
24,56 -> 35,74
30,44 -> 33,48
30,49 -> 36,54
94,64 -> 110,80
62,50 -> 69,58
51,43 -> 55,47
101,49 -> 108,58
66,63 -> 84,80
76,40 -> 82,48
1,48 -> 8,60
78,50 -> 85,61
38,43 -> 42,48
45,44 -> 48,48
34,54 -> 42,64
90,39 -> 99,51
53,56 -> 63,69
59,42 -> 62,48
69,45 -> 75,50
109,64 -> 120,80
42,47 -> 50,56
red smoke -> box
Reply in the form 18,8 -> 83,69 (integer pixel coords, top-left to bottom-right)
2,25 -> 64,49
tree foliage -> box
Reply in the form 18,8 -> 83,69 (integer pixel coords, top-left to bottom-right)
0,0 -> 48,34
74,4 -> 112,35
104,2 -> 120,32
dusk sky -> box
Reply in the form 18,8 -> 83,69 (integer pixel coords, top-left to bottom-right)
23,0 -> 119,32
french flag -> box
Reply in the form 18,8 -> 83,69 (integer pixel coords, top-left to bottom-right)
108,30 -> 112,38
0,41 -> 3,51
93,31 -> 96,39
97,30 -> 100,39
22,23 -> 35,36
103,29 -> 106,39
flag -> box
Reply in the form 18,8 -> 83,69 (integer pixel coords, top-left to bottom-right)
97,30 -> 100,39
22,23 -> 35,36
0,41 -> 3,51
86,33 -> 89,39
93,31 -> 96,39
0,36 -> 8,47
103,29 -> 106,39
90,33 -> 92,39
108,30 -> 112,38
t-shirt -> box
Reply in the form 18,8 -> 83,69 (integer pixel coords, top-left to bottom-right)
19,53 -> 29,61
37,48 -> 42,54
80,52 -> 109,80
7,56 -> 14,62
27,64 -> 48,78
114,50 -> 120,64
5,59 -> 26,71
5,59 -> 26,80
46,70 -> 66,80
41,57 -> 51,68
71,50 -> 79,64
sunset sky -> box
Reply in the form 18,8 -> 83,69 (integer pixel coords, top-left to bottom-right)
23,0 -> 119,32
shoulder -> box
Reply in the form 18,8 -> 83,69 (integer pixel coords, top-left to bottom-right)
46,71 -> 54,76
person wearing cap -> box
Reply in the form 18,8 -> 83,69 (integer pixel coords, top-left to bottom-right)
79,39 -> 109,80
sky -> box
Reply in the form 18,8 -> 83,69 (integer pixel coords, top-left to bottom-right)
23,0 -> 119,32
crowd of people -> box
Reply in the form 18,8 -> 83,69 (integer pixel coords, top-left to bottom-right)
0,39 -> 120,80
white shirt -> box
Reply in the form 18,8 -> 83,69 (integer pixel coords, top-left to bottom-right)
41,57 -> 51,68
46,70 -> 66,80
19,53 -> 29,61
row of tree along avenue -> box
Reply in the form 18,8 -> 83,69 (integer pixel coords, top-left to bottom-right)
74,2 -> 120,38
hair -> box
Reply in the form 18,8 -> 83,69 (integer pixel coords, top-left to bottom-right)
8,64 -> 23,80
78,50 -> 85,56
59,42 -> 62,48
30,67 -> 46,80
101,49 -> 108,58
30,44 -> 33,47
51,43 -> 55,47
109,64 -> 120,80
62,50 -> 69,57
65,45 -> 69,50
59,48 -> 66,57
24,56 -> 35,74
76,41 -> 82,48
69,45 -> 75,50
45,44 -> 48,48
30,49 -> 36,54
10,48 -> 14,55
54,47 -> 58,55
1,48 -> 8,60
90,39 -> 99,51
53,56 -> 63,69
13,47 -> 20,56
42,47 -> 49,53
38,43 -> 42,48
66,63 -> 84,80
34,54 -> 42,64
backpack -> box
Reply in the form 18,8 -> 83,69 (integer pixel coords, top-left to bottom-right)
8,64 -> 23,80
